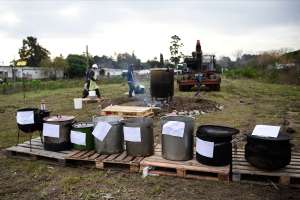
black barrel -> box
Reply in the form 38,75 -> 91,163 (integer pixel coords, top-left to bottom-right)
196,125 -> 239,166
150,68 -> 174,100
245,133 -> 291,170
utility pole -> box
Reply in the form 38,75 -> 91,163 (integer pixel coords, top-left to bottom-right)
86,45 -> 89,68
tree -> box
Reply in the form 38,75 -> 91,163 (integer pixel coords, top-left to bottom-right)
169,35 -> 184,68
66,54 -> 87,78
18,36 -> 50,67
53,55 -> 69,78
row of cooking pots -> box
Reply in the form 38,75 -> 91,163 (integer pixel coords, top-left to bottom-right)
16,108 -> 292,170
41,114 -> 240,166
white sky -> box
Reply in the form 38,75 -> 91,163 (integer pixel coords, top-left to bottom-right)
0,0 -> 300,65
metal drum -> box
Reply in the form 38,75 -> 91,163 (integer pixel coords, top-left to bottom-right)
196,125 -> 239,166
245,133 -> 291,170
150,68 -> 174,101
122,117 -> 154,157
71,122 -> 94,150
93,116 -> 124,154
43,115 -> 75,151
161,116 -> 194,161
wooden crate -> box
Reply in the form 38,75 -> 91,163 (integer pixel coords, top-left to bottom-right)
232,148 -> 300,185
5,137 -> 71,166
65,150 -> 144,172
140,144 -> 230,181
100,105 -> 154,118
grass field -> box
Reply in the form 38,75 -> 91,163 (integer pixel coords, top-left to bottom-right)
0,77 -> 300,199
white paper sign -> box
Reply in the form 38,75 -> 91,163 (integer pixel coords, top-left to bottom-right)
92,121 -> 112,141
124,127 -> 141,142
71,131 -> 86,146
196,138 -> 214,158
252,125 -> 280,138
89,91 -> 96,97
16,111 -> 34,125
43,123 -> 60,138
162,121 -> 185,138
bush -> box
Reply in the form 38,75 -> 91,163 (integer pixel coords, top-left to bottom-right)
224,67 -> 258,79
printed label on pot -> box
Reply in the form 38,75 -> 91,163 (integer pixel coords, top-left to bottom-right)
71,131 -> 86,146
16,111 -> 34,125
162,121 -> 185,138
196,138 -> 214,158
43,123 -> 60,138
92,121 -> 112,141
252,125 -> 280,138
124,127 -> 141,142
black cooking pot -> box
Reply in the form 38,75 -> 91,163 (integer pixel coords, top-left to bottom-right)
245,133 -> 291,170
196,125 -> 239,166
17,108 -> 50,133
16,108 -> 40,133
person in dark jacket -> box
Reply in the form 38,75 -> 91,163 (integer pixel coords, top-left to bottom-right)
82,64 -> 100,98
127,64 -> 135,97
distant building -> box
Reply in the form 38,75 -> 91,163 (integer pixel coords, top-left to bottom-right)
0,66 -> 64,79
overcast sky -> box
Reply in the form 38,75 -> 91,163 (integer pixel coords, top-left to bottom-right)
0,0 -> 299,64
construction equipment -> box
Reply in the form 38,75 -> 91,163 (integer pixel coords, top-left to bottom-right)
177,40 -> 221,91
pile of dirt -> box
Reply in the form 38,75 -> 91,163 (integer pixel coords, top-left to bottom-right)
164,96 -> 222,114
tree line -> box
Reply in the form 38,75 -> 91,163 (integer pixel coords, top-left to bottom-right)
14,36 -> 184,78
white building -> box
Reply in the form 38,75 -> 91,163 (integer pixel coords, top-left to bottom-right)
0,66 -> 64,79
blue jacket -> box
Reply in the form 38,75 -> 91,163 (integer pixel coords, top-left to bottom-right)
127,66 -> 134,82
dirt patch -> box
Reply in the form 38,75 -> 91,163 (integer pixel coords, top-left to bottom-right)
102,96 -> 221,115
164,96 -> 221,113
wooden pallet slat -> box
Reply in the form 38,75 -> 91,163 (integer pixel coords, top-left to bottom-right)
232,148 -> 300,185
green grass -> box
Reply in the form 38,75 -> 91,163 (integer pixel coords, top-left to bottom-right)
0,77 -> 300,199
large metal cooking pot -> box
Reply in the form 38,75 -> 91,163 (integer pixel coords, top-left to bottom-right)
245,133 -> 291,170
161,115 -> 194,161
93,116 -> 124,154
196,125 -> 239,166
43,115 -> 75,151
122,117 -> 154,157
150,68 -> 174,100
71,122 -> 94,150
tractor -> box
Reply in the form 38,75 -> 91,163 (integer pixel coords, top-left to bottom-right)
177,40 -> 221,91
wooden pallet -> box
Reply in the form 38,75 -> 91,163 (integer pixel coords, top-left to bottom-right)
140,144 -> 230,181
4,137 -> 71,166
100,105 -> 154,118
65,150 -> 144,172
232,148 -> 300,185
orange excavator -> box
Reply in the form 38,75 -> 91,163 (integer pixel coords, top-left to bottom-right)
177,40 -> 221,91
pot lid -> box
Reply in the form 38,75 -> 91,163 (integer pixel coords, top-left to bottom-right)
44,115 -> 75,122
247,132 -> 291,141
197,125 -> 239,138
73,122 -> 94,128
